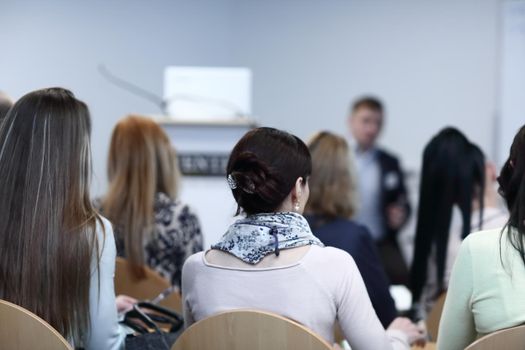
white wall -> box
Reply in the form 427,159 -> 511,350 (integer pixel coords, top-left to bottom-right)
0,0 -> 235,194
1,0 -> 503,173
231,0 -> 501,171
0,0 -> 508,248
499,1 -> 525,164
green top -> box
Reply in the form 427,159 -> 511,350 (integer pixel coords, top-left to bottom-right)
437,227 -> 525,350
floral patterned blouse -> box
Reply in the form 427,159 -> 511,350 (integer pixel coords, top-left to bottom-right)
96,192 -> 203,288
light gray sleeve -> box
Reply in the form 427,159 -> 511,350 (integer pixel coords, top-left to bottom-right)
336,253 -> 409,350
84,217 -> 126,350
181,253 -> 197,329
437,237 -> 477,350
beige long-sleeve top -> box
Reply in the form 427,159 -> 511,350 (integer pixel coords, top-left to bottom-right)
437,227 -> 525,350
182,245 -> 409,350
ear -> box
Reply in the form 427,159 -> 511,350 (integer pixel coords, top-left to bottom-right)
292,177 -> 305,201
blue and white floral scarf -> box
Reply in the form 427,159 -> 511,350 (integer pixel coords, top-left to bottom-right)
211,212 -> 324,264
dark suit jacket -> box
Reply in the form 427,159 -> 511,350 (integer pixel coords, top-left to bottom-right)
377,148 -> 411,244
305,215 -> 398,328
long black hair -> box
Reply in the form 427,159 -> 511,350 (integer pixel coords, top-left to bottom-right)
410,127 -> 485,303
498,125 -> 525,267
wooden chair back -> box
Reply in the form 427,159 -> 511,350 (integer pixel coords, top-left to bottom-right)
0,299 -> 73,350
172,309 -> 333,350
412,342 -> 437,350
114,257 -> 182,313
426,292 -> 447,340
333,320 -> 345,343
465,325 -> 525,350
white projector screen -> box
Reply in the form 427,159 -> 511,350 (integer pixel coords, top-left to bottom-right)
164,66 -> 252,121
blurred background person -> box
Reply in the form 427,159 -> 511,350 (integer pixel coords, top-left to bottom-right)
437,124 -> 525,350
0,91 -> 13,120
97,115 -> 203,289
348,96 -> 411,286
305,130 -> 398,328
410,127 -> 507,321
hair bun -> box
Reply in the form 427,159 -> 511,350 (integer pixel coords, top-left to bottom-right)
230,151 -> 271,195
226,127 -> 312,215
229,151 -> 288,213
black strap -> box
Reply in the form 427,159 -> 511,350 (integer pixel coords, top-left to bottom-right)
270,228 -> 280,257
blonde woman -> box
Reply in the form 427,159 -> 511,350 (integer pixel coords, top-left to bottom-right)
98,115 -> 203,288
305,131 -> 398,328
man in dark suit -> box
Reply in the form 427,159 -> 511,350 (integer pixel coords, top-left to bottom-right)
349,96 -> 411,285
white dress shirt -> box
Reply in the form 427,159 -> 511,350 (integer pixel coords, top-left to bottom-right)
353,147 -> 384,241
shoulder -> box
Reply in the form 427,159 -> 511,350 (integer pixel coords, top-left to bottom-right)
155,193 -> 198,217
95,215 -> 116,254
343,219 -> 370,236
186,250 -> 205,263
332,219 -> 371,242
376,148 -> 403,171
307,245 -> 359,270
94,215 -> 114,242
376,148 -> 398,161
330,222 -> 377,261
154,192 -> 178,212
312,217 -> 367,234
458,227 -> 506,265
351,223 -> 376,248
154,193 -> 201,230
97,215 -> 113,230
182,252 -> 206,275
89,215 -> 117,273
464,227 -> 504,249
312,219 -> 371,251
303,246 -> 364,295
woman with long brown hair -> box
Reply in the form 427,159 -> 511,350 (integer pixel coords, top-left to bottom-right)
0,88 -> 126,349
99,115 -> 203,288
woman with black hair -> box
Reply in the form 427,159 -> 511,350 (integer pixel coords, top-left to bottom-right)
410,127 -> 507,320
437,124 -> 525,349
182,127 -> 425,349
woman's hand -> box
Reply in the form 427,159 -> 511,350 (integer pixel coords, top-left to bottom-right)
387,317 -> 426,346
116,294 -> 137,313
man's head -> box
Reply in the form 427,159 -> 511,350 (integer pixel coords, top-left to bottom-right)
0,91 -> 13,120
349,96 -> 384,151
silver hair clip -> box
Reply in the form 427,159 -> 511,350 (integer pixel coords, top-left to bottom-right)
227,174 -> 238,189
